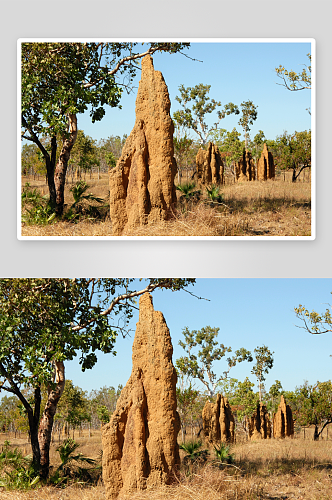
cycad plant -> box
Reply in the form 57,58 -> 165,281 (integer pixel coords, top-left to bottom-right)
179,440 -> 209,474
212,442 -> 235,466
206,184 -> 224,204
21,182 -> 56,225
65,181 -> 105,221
50,438 -> 98,485
176,182 -> 201,209
70,180 -> 104,209
0,440 -> 40,490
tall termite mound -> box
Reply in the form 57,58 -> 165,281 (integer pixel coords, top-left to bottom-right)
273,395 -> 294,438
202,394 -> 235,444
235,149 -> 255,181
248,402 -> 271,440
257,143 -> 275,180
109,55 -> 177,235
101,293 -> 180,499
195,142 -> 224,186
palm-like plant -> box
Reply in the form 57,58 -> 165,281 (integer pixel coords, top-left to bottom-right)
0,440 -> 40,490
176,183 -> 201,210
179,440 -> 209,471
213,442 -> 234,465
70,181 -> 104,209
50,438 -> 97,485
176,182 -> 197,200
206,185 -> 223,203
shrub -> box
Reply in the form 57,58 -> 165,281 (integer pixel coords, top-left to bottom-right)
0,440 -> 40,490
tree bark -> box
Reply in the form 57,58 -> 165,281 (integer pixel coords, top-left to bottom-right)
38,361 -> 66,479
54,114 -> 78,215
47,136 -> 58,207
313,423 -> 319,441
26,387 -> 42,470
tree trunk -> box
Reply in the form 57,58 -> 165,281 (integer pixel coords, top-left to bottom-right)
25,387 -> 42,470
313,424 -> 319,441
54,114 -> 78,215
45,135 -> 57,207
38,361 -> 66,479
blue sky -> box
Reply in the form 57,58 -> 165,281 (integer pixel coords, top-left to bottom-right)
65,278 -> 331,397
77,40 -> 312,145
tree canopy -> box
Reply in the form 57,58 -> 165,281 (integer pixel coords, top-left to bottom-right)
176,325 -> 252,397
0,278 -> 195,477
173,83 -> 239,146
275,53 -> 311,91
21,42 -> 191,213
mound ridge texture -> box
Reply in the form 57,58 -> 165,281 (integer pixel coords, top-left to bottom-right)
101,293 -> 180,499
235,149 -> 255,181
195,142 -> 224,186
257,143 -> 275,180
109,55 -> 177,235
248,403 -> 271,440
202,394 -> 235,444
273,395 -> 294,438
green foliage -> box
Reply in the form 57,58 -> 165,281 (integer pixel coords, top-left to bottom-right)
69,130 -> 100,176
70,181 -> 104,208
50,438 -> 99,485
266,380 -> 283,415
21,143 -> 46,176
56,380 -> 90,431
98,134 -> 127,170
176,326 -> 252,397
291,381 -> 332,439
179,440 -> 209,468
227,377 -> 259,426
251,345 -> 274,402
206,185 -> 223,203
250,130 -> 266,160
176,182 -> 201,202
89,385 -> 122,426
63,180 -> 106,222
176,183 -> 201,211
176,379 -> 202,441
295,295 -> 331,335
212,442 -> 234,465
105,151 -> 116,169
0,278 -> 195,471
209,127 -> 244,178
21,183 -> 56,225
96,405 -> 110,424
0,441 -> 39,490
270,130 -> 311,181
173,129 -> 198,182
173,83 -> 239,145
21,42 -> 190,206
275,53 -> 311,91
238,100 -> 258,149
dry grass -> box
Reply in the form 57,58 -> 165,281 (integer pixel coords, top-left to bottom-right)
20,174 -> 311,237
2,432 -> 332,499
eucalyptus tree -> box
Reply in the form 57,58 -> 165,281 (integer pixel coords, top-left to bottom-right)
292,381 -> 332,440
295,294 -> 332,336
21,42 -> 191,214
275,53 -> 312,92
176,325 -> 252,398
209,127 -> 244,180
173,83 -> 239,146
275,53 -> 312,114
274,130 -> 311,182
251,345 -> 274,402
238,100 -> 258,150
0,278 -> 195,478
